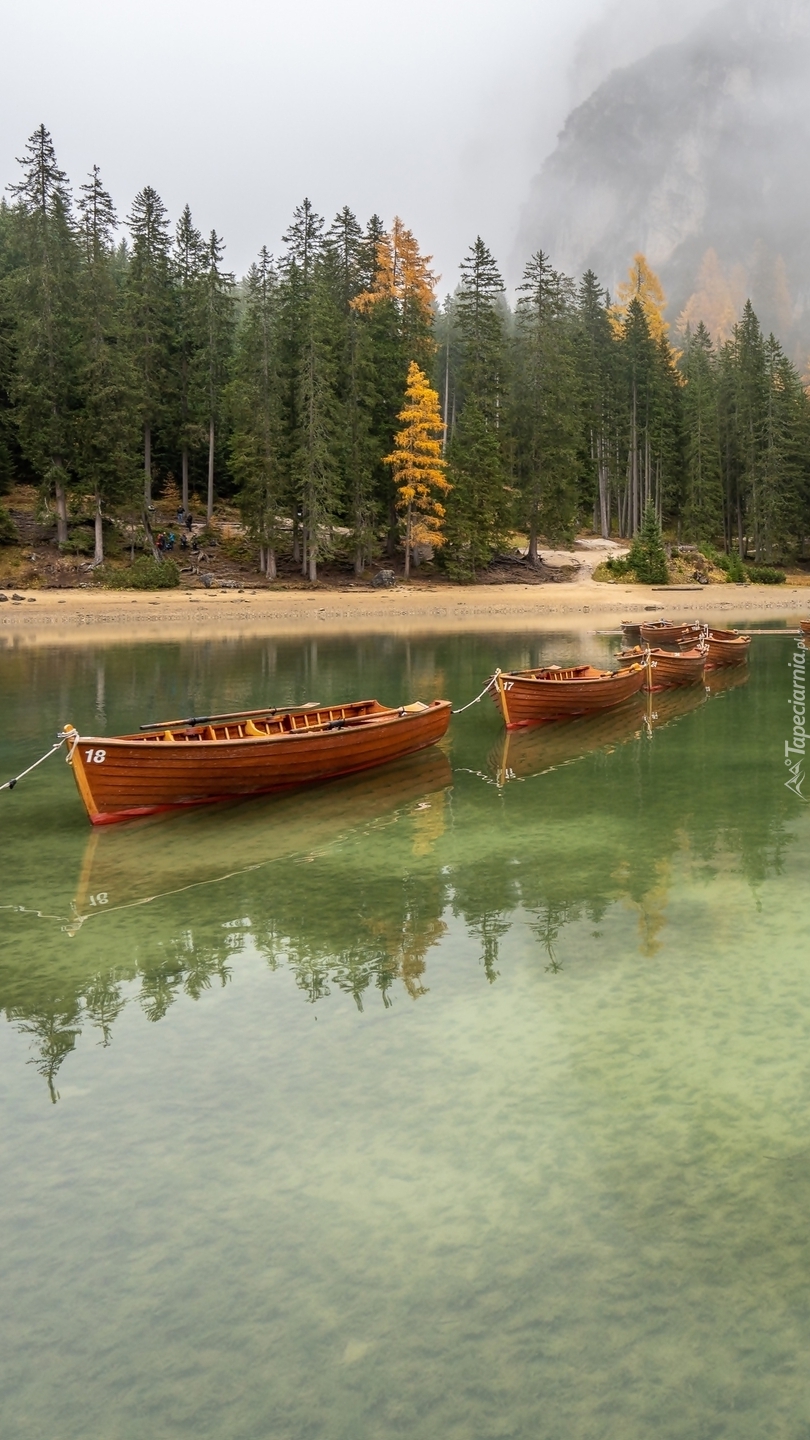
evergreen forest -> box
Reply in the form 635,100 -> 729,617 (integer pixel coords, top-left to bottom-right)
2,126 -> 809,580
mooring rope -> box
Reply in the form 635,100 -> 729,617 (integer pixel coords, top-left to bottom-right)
0,735 -> 67,793
452,670 -> 500,715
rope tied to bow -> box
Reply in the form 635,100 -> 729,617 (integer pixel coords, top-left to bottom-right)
0,731 -> 73,793
452,671 -> 501,715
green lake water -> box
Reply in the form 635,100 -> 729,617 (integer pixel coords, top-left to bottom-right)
1,629 -> 809,1439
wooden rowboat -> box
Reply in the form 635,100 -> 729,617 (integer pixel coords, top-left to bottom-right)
639,619 -> 703,648
617,645 -> 706,689
492,664 -> 645,728
800,619 -> 810,637
704,628 -> 751,667
63,698 -> 452,825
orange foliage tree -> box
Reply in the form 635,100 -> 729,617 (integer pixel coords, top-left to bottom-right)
353,217 -> 437,369
612,253 -> 671,346
385,362 -> 450,577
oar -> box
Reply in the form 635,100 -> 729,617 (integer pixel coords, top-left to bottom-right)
138,701 -> 322,732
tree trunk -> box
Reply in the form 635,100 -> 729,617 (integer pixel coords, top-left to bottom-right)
144,424 -> 152,507
404,505 -> 412,579
308,550 -> 317,583
54,470 -> 68,547
207,419 -> 215,523
142,507 -> 160,561
354,547 -> 364,576
528,522 -> 539,567
267,548 -> 277,581
292,512 -> 300,564
181,448 -> 189,512
93,490 -> 104,566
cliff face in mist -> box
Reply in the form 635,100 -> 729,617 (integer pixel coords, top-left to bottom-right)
518,0 -> 810,356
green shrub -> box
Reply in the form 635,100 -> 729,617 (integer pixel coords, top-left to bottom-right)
745,563 -> 786,584
101,556 -> 181,590
0,505 -> 18,546
715,551 -> 746,583
627,503 -> 669,585
604,555 -> 635,579
60,526 -> 94,555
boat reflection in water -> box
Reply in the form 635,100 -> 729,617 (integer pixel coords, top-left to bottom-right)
70,747 -> 453,929
490,681 -> 713,785
490,697 -> 646,785
705,663 -> 751,698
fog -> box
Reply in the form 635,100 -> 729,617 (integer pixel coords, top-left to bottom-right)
1,0 -> 724,285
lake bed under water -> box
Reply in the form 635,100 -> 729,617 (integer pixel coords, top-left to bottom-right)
1,629 -> 809,1439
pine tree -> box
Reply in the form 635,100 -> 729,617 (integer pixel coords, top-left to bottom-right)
327,207 -> 380,572
455,236 -> 505,421
444,398 -> 507,579
384,361 -> 449,577
125,186 -> 174,511
576,270 -> 621,538
197,230 -> 235,521
228,248 -> 285,577
172,205 -> 206,512
0,200 -> 22,496
725,301 -> 768,558
280,199 -> 341,581
628,500 -> 669,583
680,323 -> 723,542
7,125 -> 80,544
618,298 -> 680,536
512,251 -> 581,555
75,165 -> 137,563
443,238 -> 509,575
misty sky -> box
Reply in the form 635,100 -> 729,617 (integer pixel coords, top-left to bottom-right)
1,0 -> 720,288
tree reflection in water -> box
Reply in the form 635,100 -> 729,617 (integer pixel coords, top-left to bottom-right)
1,635 -> 798,1100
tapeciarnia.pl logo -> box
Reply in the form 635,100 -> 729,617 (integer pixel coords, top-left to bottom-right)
785,640 -> 808,800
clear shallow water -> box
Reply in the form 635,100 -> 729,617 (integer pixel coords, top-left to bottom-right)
1,630 -> 809,1439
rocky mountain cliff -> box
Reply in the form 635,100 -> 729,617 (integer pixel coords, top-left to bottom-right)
517,0 -> 810,358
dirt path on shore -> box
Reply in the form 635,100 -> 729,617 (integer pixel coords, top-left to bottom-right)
0,581 -> 808,648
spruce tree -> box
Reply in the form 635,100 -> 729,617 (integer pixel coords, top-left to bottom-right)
75,165 -> 137,563
125,186 -> 174,511
455,236 -> 505,421
172,205 -> 206,512
628,500 -> 669,583
680,323 -> 722,542
576,271 -> 621,538
444,238 -> 508,573
444,398 -> 507,579
228,248 -> 285,577
327,207 -> 379,572
279,199 -> 340,581
197,230 -> 235,521
7,125 -> 81,544
512,251 -> 581,556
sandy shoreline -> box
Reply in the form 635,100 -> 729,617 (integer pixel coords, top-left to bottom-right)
0,581 -> 808,648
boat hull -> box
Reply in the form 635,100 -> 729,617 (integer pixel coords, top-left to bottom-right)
617,646 -> 706,689
67,699 -> 452,824
705,629 -> 751,667
800,619 -> 810,637
494,665 -> 645,728
640,620 -> 702,648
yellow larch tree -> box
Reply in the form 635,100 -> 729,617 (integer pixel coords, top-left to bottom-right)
353,217 -> 438,367
611,253 -> 670,344
385,362 -> 450,578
